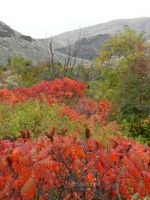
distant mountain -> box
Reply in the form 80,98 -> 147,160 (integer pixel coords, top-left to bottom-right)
51,17 -> 150,60
55,34 -> 111,60
0,21 -> 51,65
1,17 -> 150,65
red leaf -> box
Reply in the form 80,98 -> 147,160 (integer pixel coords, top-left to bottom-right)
109,151 -> 120,162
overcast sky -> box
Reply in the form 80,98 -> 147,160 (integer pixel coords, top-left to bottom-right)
0,0 -> 149,38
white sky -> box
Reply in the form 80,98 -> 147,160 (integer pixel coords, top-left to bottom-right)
0,0 -> 150,38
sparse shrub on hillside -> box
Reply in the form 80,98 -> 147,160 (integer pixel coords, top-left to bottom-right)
10,56 -> 32,68
8,56 -> 33,87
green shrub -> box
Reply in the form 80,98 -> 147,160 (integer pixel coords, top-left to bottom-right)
0,100 -> 84,139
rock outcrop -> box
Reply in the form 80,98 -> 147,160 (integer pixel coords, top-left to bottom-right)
1,17 -> 150,66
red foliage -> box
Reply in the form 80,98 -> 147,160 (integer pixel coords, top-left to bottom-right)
62,105 -> 79,118
76,98 -> 111,124
0,78 -> 86,104
0,78 -> 111,125
1,78 -> 147,199
0,135 -> 149,199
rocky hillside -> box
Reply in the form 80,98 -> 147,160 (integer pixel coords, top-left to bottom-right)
55,34 -> 111,60
1,17 -> 150,65
52,17 -> 150,60
0,21 -> 51,65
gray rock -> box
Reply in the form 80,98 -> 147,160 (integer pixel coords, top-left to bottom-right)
19,35 -> 33,42
1,17 -> 150,66
56,34 -> 111,60
40,17 -> 150,62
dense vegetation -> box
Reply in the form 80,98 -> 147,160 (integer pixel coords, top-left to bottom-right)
0,28 -> 149,199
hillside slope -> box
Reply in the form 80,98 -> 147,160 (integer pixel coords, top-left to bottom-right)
0,21 -> 51,65
52,17 -> 150,60
0,17 -> 150,65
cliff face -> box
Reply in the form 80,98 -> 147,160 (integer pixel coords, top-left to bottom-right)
47,17 -> 150,61
55,34 -> 111,60
0,21 -> 51,65
0,22 -> 15,38
1,17 -> 150,66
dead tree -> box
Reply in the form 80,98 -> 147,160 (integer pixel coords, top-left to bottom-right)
48,31 -> 83,79
63,31 -> 82,77
49,38 -> 56,78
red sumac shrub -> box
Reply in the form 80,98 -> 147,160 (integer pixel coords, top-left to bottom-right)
0,135 -> 149,200
76,98 -> 111,124
0,78 -> 86,104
